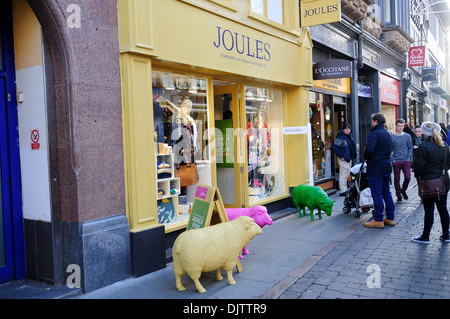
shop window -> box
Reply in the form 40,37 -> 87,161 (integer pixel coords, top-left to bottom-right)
245,86 -> 285,204
152,70 -> 211,229
381,104 -> 396,133
250,0 -> 284,25
309,92 -> 333,182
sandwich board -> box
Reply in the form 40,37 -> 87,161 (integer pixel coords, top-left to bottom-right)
187,184 -> 242,272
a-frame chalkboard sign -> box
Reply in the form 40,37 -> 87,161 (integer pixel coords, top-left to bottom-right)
187,184 -> 242,272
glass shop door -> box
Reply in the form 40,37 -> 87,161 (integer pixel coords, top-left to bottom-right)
214,84 -> 246,208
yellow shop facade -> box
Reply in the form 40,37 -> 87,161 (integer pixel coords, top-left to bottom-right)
118,0 -> 313,276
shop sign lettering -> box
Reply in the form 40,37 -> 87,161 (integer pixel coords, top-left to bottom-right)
422,67 -> 438,82
213,26 -> 271,62
313,59 -> 352,80
303,4 -> 339,18
282,126 -> 309,135
301,0 -> 341,27
380,73 -> 400,105
408,46 -> 425,67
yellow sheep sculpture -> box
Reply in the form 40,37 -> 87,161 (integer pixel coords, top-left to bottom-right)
173,216 -> 262,293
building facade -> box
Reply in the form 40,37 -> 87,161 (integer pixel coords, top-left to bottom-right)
2,0 -> 450,295
408,0 -> 450,125
0,0 -> 128,292
309,0 -> 413,186
119,0 -> 313,277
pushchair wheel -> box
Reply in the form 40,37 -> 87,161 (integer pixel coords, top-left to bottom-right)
354,210 -> 361,218
343,206 -> 351,214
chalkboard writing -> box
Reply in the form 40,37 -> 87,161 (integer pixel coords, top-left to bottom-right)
187,184 -> 228,230
188,199 -> 211,229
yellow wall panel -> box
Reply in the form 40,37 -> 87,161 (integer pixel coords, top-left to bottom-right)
134,0 -> 155,51
118,0 -> 157,55
284,87 -> 311,187
121,53 -> 158,232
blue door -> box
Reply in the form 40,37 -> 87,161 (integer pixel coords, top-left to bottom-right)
0,0 -> 25,284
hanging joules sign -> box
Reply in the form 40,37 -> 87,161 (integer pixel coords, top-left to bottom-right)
301,0 -> 341,27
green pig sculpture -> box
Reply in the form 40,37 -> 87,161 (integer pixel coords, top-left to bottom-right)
291,184 -> 335,220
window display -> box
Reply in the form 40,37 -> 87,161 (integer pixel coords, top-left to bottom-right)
245,86 -> 285,203
152,71 -> 211,229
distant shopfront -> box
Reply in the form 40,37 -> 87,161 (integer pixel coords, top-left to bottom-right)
380,73 -> 400,133
309,76 -> 351,190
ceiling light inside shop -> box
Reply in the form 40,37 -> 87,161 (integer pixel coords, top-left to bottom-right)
189,78 -> 198,94
163,73 -> 175,90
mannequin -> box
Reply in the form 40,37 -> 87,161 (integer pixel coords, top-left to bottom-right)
156,97 -> 198,150
156,96 -> 198,165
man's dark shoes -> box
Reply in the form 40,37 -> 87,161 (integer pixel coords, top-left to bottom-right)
440,236 -> 450,243
397,197 -> 402,202
402,191 -> 408,200
411,235 -> 430,244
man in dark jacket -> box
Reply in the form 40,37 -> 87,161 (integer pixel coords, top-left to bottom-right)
363,113 -> 396,228
333,123 -> 357,196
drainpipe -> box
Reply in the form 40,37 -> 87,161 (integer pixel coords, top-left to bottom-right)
357,19 -> 364,69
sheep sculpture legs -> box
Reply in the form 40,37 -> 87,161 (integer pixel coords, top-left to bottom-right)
175,266 -> 236,294
173,216 -> 262,293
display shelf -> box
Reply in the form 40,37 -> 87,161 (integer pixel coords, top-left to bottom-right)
156,152 -> 180,226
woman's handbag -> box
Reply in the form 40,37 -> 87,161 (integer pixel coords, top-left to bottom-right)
418,147 -> 447,200
175,154 -> 199,186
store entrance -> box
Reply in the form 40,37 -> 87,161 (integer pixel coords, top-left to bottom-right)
214,84 -> 245,208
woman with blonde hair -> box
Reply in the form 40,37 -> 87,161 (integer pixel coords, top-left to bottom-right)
412,121 -> 450,243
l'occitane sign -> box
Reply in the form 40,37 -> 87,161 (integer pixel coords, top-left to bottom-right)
301,0 -> 341,27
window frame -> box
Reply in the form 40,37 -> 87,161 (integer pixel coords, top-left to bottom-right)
248,0 -> 298,32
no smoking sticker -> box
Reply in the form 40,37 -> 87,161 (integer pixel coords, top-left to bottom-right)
31,129 -> 40,150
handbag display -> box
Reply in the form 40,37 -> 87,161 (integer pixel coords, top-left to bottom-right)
418,146 -> 447,200
175,153 -> 199,186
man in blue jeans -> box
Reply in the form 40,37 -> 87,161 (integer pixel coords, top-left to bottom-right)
363,113 -> 396,228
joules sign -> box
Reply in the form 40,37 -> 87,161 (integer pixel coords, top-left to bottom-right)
301,0 -> 341,27
213,26 -> 271,62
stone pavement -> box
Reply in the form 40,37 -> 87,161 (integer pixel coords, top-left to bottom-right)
273,185 -> 450,299
3,175 -> 447,300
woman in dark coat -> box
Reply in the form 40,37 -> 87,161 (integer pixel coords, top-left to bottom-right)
412,122 -> 450,243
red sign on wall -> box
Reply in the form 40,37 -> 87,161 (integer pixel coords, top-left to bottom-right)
380,73 -> 400,105
31,129 -> 40,150
408,46 -> 425,67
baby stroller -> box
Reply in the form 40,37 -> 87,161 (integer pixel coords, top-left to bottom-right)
342,162 -> 373,218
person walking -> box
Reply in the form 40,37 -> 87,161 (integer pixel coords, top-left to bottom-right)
363,113 -> 396,228
333,123 -> 357,196
411,122 -> 450,244
391,118 -> 413,202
